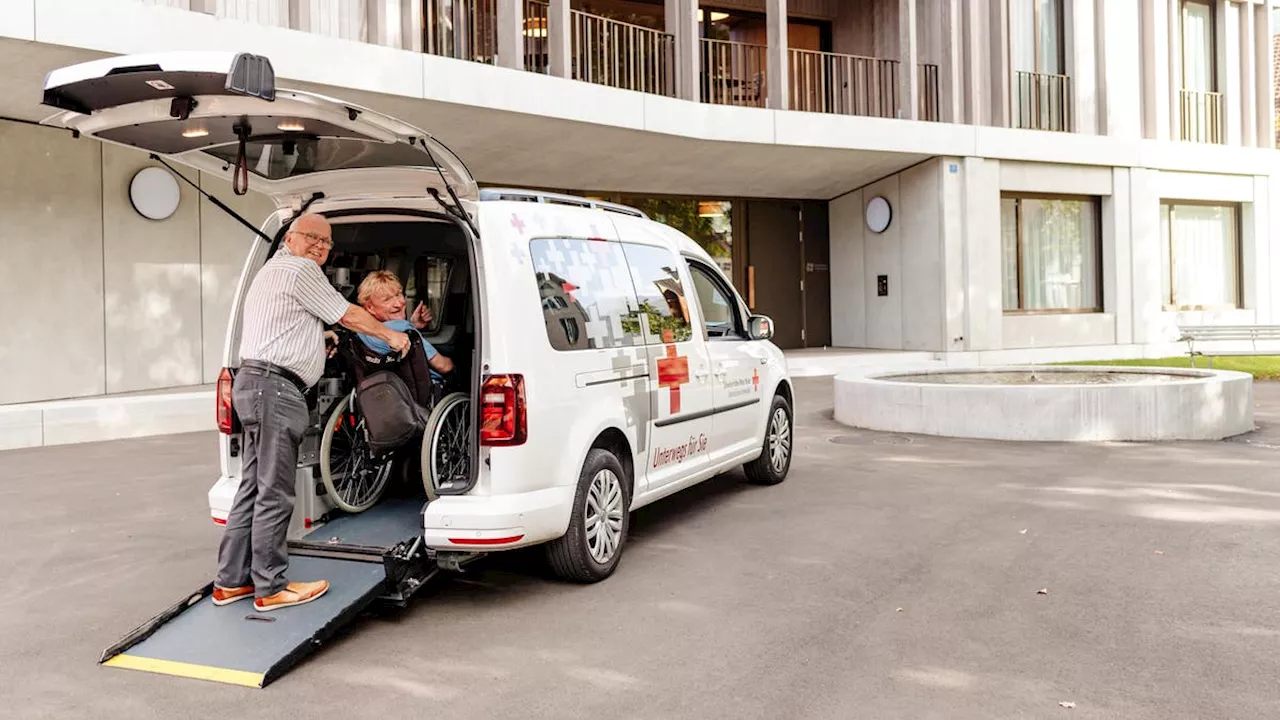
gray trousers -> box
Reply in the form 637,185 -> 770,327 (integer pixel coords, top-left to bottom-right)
215,366 -> 309,598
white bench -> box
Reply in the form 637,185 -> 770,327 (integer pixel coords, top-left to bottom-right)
1177,325 -> 1280,368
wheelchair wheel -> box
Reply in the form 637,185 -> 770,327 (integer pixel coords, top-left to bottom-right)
320,392 -> 394,513
420,392 -> 470,500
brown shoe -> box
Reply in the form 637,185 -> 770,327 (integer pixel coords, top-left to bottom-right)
211,585 -> 254,606
254,580 -> 330,612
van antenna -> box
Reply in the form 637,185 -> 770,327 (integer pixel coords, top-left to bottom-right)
413,137 -> 479,238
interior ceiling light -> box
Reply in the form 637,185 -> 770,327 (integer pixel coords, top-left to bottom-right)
277,122 -> 305,132
182,128 -> 209,138
698,200 -> 724,217
697,10 -> 730,22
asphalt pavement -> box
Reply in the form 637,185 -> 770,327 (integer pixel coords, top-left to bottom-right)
2,378 -> 1279,720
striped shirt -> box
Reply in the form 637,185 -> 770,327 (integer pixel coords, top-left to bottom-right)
238,244 -> 351,387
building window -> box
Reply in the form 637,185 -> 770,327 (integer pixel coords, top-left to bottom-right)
1001,195 -> 1102,313
1179,0 -> 1223,143
1009,0 -> 1070,132
1160,202 -> 1240,309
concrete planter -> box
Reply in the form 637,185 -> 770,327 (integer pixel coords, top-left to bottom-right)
833,366 -> 1255,442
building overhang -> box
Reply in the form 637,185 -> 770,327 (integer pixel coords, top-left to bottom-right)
1,0 -> 1275,201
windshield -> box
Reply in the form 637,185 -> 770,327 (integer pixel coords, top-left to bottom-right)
203,137 -> 439,181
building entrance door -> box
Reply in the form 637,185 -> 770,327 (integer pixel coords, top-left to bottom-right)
743,200 -> 804,349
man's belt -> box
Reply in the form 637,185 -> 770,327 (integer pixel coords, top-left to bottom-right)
240,359 -> 309,395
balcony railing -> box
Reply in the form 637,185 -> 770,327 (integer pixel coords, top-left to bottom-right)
570,10 -> 675,96
701,39 -> 768,108
524,0 -> 550,73
1012,71 -> 1072,132
1179,89 -> 1225,144
424,0 -> 497,64
790,49 -> 899,118
918,63 -> 940,121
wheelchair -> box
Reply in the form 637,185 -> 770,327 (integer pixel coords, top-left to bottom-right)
318,328 -> 471,513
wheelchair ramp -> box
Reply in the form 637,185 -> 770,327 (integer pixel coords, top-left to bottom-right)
100,555 -> 387,688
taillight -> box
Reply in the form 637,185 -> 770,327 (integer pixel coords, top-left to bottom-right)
479,374 -> 526,446
216,367 -> 236,434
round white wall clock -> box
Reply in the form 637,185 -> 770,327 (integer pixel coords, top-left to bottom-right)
865,196 -> 892,233
129,166 -> 181,221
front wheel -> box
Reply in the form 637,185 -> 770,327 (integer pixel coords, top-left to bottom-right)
545,449 -> 630,583
743,393 -> 793,486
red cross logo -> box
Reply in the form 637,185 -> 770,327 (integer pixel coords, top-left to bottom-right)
656,344 -> 689,414
752,368 -> 760,392
510,213 -> 526,234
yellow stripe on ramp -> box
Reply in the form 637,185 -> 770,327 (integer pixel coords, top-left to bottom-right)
104,653 -> 266,688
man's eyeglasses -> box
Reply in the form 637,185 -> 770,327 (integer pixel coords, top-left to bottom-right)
294,231 -> 333,248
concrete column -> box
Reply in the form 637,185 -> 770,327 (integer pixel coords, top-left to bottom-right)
549,0 -> 571,79
1240,0 -> 1256,146
1097,0 -> 1143,138
1141,0 -> 1171,140
401,0 -> 422,52
366,0 -> 402,49
1167,0 -> 1181,140
495,0 -> 525,70
940,0 -> 964,123
1067,0 -> 1098,134
767,0 -> 789,110
1216,0 -> 1240,145
899,0 -> 918,119
666,0 -> 699,102
1255,2 -> 1275,148
961,0 -> 987,124
988,0 -> 1009,127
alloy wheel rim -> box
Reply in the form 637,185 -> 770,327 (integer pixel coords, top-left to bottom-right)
584,469 -> 624,564
768,407 -> 791,474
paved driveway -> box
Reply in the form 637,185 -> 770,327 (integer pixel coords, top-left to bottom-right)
2,378 -> 1278,719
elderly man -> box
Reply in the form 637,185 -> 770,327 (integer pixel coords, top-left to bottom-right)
355,269 -> 454,379
213,213 -> 410,612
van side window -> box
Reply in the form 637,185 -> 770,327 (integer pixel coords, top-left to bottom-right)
686,260 -> 745,339
530,238 -> 643,351
619,243 -> 694,345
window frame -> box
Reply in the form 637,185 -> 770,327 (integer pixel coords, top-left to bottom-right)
684,256 -> 749,341
1179,0 -> 1218,93
1000,192 -> 1105,315
1159,198 -> 1243,311
1011,0 -> 1066,77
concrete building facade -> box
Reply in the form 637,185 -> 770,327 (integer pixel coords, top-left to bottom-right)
0,0 -> 1277,447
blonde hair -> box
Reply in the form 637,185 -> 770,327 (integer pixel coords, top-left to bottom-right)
357,270 -> 403,306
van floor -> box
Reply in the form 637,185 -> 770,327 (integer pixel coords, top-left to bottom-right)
303,497 -> 425,550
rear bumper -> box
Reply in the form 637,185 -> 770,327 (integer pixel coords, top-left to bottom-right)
422,486 -> 575,551
209,474 -> 236,524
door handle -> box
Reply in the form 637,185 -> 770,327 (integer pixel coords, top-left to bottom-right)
693,369 -> 710,381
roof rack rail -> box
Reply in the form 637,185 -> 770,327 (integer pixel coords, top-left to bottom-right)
478,188 -> 648,219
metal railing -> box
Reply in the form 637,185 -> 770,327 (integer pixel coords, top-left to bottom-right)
700,38 -> 768,108
1179,89 -> 1225,144
570,10 -> 675,96
424,0 -> 497,64
1012,71 -> 1072,132
918,63 -> 940,121
524,0 -> 550,73
789,48 -> 899,118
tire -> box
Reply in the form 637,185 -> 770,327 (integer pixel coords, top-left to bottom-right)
744,393 -> 793,486
545,449 -> 631,583
420,392 -> 470,500
320,393 -> 394,513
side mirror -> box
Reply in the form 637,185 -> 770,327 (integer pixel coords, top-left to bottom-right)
749,315 -> 774,341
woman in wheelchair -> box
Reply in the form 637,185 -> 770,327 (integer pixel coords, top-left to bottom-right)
318,271 -> 471,515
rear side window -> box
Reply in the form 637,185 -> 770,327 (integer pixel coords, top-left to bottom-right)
530,238 -> 644,351
619,243 -> 694,345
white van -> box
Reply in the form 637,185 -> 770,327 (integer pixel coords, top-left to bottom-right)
42,51 -> 795,585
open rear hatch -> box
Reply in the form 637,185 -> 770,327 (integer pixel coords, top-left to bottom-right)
40,51 -> 477,210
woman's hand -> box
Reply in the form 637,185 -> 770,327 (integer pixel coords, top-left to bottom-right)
411,302 -> 433,330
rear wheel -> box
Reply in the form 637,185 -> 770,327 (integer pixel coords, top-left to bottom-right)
320,393 -> 394,513
420,392 -> 470,500
546,449 -> 630,583
743,393 -> 793,486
